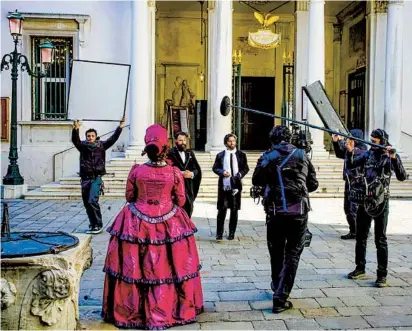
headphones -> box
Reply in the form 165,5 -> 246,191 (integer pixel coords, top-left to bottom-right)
373,129 -> 389,146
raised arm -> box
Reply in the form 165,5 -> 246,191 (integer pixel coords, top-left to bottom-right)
71,128 -> 83,152
332,140 -> 346,159
71,120 -> 83,152
103,126 -> 123,150
172,166 -> 186,207
125,165 -> 139,203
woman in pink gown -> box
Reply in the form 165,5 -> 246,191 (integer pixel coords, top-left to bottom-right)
102,124 -> 204,329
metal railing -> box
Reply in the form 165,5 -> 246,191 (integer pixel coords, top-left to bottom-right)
52,125 -> 130,181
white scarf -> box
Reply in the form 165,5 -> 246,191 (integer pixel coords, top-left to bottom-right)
223,148 -> 239,190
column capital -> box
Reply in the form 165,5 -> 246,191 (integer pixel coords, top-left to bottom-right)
295,0 -> 309,11
147,0 -> 156,7
208,0 -> 215,11
374,1 -> 388,13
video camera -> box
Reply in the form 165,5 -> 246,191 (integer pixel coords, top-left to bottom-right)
290,124 -> 313,154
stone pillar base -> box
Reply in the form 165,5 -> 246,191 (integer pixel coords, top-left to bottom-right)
1,184 -> 28,199
1,234 -> 93,330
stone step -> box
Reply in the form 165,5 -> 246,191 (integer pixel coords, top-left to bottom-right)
39,183 -> 412,195
58,176 -> 412,186
24,188 -> 412,200
24,150 -> 412,200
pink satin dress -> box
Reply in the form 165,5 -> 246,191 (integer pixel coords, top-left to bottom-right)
102,162 -> 204,329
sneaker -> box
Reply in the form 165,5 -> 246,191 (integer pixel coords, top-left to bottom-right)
341,233 -> 356,240
375,276 -> 388,287
216,235 -> 223,241
88,226 -> 103,235
272,299 -> 293,313
227,233 -> 235,240
347,269 -> 366,279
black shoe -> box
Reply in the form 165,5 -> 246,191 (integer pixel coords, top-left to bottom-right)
347,269 -> 366,279
375,276 -> 388,287
227,233 -> 235,240
216,235 -> 223,241
272,299 -> 293,313
341,233 -> 356,240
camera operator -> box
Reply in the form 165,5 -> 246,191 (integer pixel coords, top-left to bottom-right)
332,129 -> 367,240
252,125 -> 318,313
346,129 -> 407,287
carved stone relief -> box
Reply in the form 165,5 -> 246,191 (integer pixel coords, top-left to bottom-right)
1,278 -> 17,310
333,24 -> 343,43
31,269 -> 73,326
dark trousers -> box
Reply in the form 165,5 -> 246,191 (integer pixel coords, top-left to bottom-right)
183,199 -> 194,218
216,208 -> 239,236
355,202 -> 389,277
267,214 -> 308,302
81,177 -> 103,228
344,181 -> 358,234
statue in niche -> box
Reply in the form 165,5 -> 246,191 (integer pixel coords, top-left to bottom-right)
179,79 -> 196,114
170,76 -> 196,114
172,76 -> 183,106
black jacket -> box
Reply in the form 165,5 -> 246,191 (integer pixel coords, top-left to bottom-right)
332,129 -> 367,180
346,149 -> 407,189
252,142 -> 319,208
72,127 -> 122,179
212,150 -> 249,210
167,147 -> 202,204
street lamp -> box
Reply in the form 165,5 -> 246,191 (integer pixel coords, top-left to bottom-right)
1,10 -> 55,186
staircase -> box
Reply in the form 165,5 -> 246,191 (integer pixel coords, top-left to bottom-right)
24,152 -> 412,200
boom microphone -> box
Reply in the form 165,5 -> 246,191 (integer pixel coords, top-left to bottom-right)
220,96 -> 394,152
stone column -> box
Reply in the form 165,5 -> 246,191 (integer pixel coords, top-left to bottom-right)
148,1 -> 156,125
126,0 -> 155,156
307,0 -> 326,152
367,1 -> 388,137
205,0 -> 232,153
294,1 -> 309,121
384,0 -> 403,147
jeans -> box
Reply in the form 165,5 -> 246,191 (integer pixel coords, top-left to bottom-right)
267,213 -> 308,302
81,177 -> 103,228
355,202 -> 389,277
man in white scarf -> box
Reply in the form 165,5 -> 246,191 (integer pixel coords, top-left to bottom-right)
212,134 -> 249,241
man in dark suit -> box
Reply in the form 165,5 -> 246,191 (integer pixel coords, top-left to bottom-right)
167,132 -> 202,217
212,133 -> 249,241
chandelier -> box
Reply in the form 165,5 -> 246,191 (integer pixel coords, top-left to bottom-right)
241,1 -> 269,5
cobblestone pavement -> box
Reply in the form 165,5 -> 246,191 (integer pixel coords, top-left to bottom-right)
4,198 -> 412,330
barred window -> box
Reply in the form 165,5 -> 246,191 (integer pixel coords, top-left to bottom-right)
31,36 -> 73,120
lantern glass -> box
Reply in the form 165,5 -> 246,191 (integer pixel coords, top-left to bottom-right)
39,41 -> 55,64
8,11 -> 23,36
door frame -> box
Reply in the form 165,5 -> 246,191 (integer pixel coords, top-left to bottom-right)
347,67 -> 366,133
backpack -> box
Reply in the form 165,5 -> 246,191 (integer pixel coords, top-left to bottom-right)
274,149 -> 308,216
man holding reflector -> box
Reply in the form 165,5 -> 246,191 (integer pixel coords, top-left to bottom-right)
72,116 -> 126,234
345,129 -> 407,287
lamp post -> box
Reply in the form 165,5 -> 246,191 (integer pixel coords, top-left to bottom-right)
1,10 -> 54,186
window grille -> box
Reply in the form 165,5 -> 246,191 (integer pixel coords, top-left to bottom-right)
31,36 -> 73,120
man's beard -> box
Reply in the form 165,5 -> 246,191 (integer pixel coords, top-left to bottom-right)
227,145 -> 236,150
177,144 -> 186,151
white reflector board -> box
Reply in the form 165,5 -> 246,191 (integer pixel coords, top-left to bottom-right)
68,60 -> 130,122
